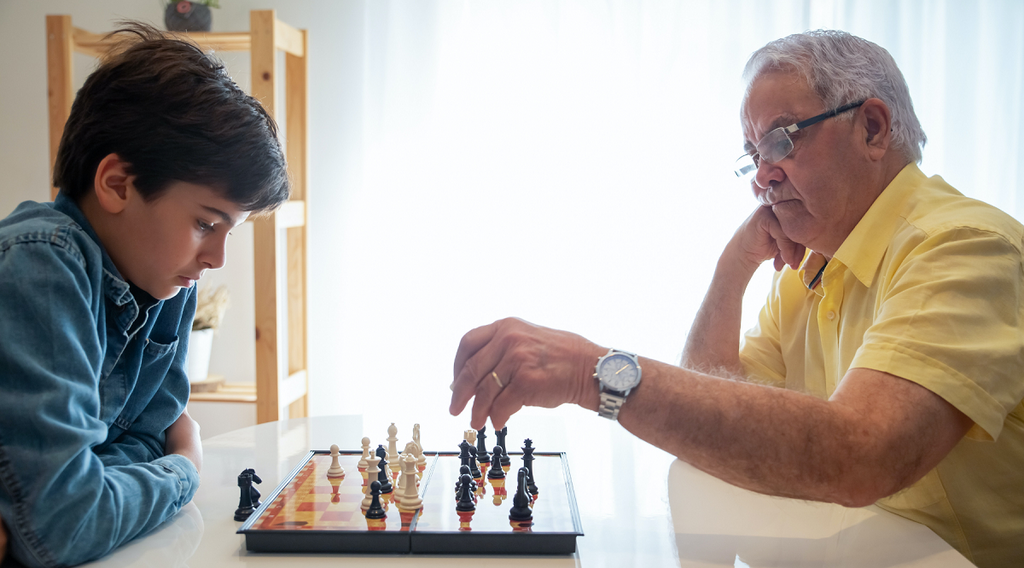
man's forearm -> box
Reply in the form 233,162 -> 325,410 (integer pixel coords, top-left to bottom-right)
616,359 -> 967,507
680,248 -> 759,375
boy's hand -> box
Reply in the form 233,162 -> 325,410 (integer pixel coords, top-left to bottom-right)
0,511 -> 7,564
165,410 -> 203,474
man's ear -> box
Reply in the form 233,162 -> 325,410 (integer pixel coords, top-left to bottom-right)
93,153 -> 136,214
860,98 -> 892,161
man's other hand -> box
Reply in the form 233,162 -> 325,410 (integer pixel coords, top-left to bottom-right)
731,205 -> 806,273
450,318 -> 606,430
165,409 -> 203,474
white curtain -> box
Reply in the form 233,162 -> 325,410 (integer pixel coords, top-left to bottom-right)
309,0 -> 1024,419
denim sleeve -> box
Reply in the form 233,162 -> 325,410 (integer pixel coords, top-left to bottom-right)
97,288 -> 198,468
0,238 -> 199,568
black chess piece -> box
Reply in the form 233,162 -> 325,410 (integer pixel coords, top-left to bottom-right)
522,439 -> 538,496
475,426 -> 490,463
234,468 -> 262,521
467,445 -> 482,479
497,426 -> 511,467
456,473 -> 476,511
487,446 -> 506,479
454,464 -> 477,497
365,480 -> 387,519
247,468 -> 263,507
376,455 -> 393,493
458,439 -> 473,470
509,467 -> 533,522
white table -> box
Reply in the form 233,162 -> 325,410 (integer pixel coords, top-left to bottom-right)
81,411 -> 973,567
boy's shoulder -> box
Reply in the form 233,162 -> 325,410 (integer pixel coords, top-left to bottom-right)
0,199 -> 100,267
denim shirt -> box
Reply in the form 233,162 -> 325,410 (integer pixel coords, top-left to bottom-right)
0,195 -> 200,568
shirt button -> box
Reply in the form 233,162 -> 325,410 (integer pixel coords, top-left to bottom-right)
827,311 -> 836,320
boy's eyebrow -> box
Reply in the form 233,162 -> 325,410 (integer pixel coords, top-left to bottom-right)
202,205 -> 239,225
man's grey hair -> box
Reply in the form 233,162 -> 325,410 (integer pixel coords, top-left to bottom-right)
743,30 -> 926,164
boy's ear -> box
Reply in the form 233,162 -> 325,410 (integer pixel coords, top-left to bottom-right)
93,154 -> 136,214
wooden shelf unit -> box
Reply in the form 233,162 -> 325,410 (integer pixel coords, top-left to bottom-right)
46,11 -> 310,424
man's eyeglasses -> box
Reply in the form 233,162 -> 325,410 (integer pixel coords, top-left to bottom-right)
734,100 -> 866,178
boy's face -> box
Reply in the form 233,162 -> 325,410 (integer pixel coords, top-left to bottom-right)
113,181 -> 249,300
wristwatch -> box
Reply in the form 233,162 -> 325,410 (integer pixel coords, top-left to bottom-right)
594,349 -> 642,420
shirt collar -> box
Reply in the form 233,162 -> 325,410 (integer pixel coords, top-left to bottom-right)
52,193 -> 135,308
831,163 -> 927,288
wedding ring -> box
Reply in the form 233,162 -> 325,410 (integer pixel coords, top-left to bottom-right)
491,371 -> 504,388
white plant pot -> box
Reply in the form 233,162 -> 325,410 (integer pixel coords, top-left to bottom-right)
186,328 -> 215,383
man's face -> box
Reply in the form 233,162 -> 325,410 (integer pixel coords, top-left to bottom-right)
741,71 -> 865,253
111,181 -> 249,300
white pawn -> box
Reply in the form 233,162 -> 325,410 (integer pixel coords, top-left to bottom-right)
363,453 -> 380,503
387,423 -> 401,475
358,437 -> 371,470
397,454 -> 422,511
327,444 -> 345,478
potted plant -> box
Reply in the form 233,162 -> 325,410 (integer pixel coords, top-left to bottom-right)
164,0 -> 219,33
186,285 -> 229,384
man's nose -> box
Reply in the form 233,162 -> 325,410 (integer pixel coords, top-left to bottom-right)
753,158 -> 785,194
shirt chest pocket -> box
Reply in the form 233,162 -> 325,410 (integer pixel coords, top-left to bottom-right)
100,335 -> 180,429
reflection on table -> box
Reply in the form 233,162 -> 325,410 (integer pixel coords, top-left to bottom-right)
79,410 -> 972,568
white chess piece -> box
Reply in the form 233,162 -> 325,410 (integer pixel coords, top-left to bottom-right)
387,423 -> 401,474
327,444 -> 345,478
464,429 -> 477,447
413,424 -> 426,466
363,454 -> 380,504
358,437 -> 371,470
397,454 -> 422,511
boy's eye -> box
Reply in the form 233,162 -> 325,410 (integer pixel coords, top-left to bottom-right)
197,220 -> 213,232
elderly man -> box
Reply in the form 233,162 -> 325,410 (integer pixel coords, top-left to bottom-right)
450,30 -> 1023,567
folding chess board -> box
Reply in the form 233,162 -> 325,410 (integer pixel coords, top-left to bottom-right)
237,449 -> 583,554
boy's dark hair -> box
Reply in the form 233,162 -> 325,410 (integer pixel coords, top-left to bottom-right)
53,22 -> 289,212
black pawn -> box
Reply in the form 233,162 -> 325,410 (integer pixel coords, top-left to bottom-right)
522,439 -> 538,496
509,467 -> 533,522
475,426 -> 490,462
365,481 -> 387,519
458,439 -> 473,470
376,455 -> 393,493
453,464 -> 477,496
234,469 -> 256,521
467,445 -> 482,479
456,473 -> 476,511
487,446 -> 506,479
497,426 -> 511,467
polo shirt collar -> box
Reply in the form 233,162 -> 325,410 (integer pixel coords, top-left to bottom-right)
831,163 -> 926,288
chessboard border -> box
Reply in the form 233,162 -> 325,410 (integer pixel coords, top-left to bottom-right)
237,449 -> 583,555
410,450 -> 583,555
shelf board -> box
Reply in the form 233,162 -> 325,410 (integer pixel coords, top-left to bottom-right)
190,381 -> 257,403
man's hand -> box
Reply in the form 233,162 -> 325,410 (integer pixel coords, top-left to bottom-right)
728,205 -> 806,274
450,318 -> 606,429
165,409 -> 203,474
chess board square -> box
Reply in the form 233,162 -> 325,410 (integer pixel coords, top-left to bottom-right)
320,511 -> 356,523
297,501 -> 330,512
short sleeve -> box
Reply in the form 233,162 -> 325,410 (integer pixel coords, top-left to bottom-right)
739,270 -> 787,388
852,227 -> 1024,441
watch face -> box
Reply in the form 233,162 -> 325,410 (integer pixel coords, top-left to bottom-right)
597,353 -> 640,391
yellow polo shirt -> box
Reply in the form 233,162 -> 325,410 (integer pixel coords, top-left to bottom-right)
739,163 -> 1024,568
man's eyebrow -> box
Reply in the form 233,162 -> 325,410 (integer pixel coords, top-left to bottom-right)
743,113 -> 800,153
201,205 -> 235,225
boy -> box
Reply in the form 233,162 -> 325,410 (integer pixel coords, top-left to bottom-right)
0,23 -> 289,567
